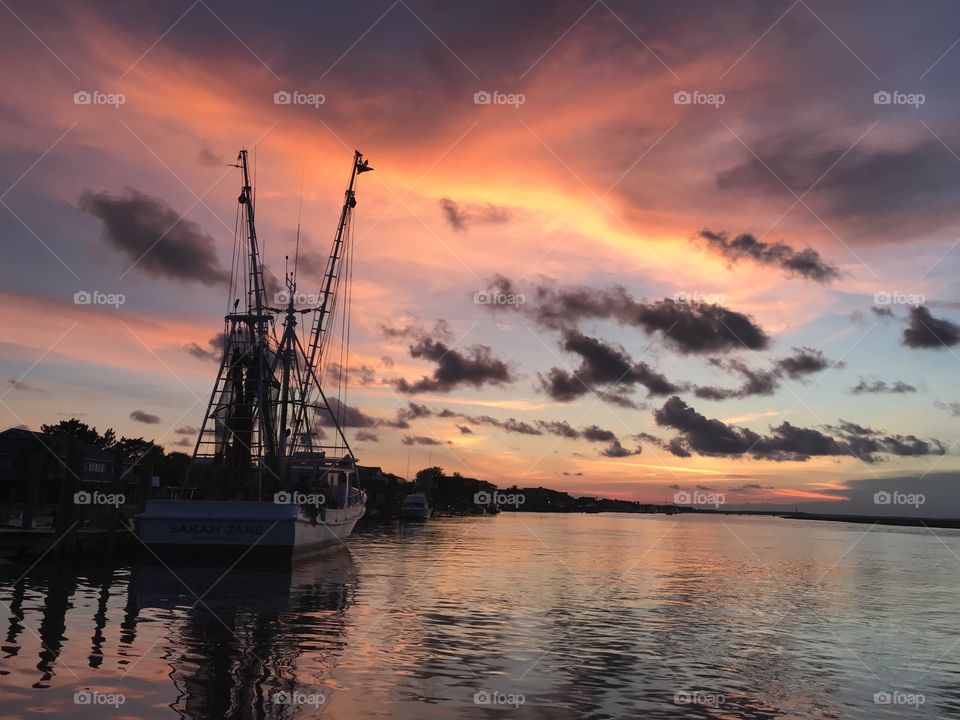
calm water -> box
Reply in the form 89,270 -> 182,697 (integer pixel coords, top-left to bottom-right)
1,513 -> 958,718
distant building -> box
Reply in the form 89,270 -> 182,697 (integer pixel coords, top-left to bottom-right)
0,427 -> 147,526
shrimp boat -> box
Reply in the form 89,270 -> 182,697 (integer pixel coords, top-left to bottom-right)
137,149 -> 373,556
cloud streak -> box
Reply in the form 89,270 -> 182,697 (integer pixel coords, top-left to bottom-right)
696,230 -> 840,283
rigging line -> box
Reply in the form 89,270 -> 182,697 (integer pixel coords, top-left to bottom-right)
343,210 -> 355,455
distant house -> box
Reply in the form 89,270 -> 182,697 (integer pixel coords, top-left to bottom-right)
0,428 -> 147,526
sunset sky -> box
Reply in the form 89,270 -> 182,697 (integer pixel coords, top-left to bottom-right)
4,0 -> 960,508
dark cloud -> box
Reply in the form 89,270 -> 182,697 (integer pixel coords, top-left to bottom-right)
537,367 -> 588,402
396,336 -> 514,394
537,331 -> 679,406
439,198 -> 511,232
79,188 -> 227,284
174,426 -> 198,435
935,400 -> 960,417
655,396 -> 945,463
317,397 -> 378,428
457,425 -> 473,434
401,435 -> 451,446
715,134 -> 960,240
777,346 -> 839,379
695,347 -> 840,400
381,320 -> 513,393
197,146 -> 225,168
379,318 -> 453,343
537,420 -> 580,439
600,439 -> 641,457
328,362 -> 377,386
902,306 -> 960,349
695,230 -> 840,283
870,306 -> 895,318
5,380 -> 44,393
355,430 -> 379,443
849,378 -> 917,395
582,425 -> 617,443
130,410 -> 161,424
729,483 -> 773,492
695,358 -> 779,400
490,276 -> 769,354
184,334 -> 225,362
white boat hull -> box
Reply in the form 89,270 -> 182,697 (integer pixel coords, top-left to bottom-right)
136,500 -> 365,555
401,507 -> 431,521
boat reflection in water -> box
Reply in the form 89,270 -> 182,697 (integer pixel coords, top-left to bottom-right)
137,549 -> 358,719
0,548 -> 358,719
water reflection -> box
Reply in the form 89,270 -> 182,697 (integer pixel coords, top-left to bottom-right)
0,548 -> 357,718
2,515 -> 960,718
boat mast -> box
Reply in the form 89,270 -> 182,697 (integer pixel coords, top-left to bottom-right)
291,151 -> 372,453
237,150 -> 278,464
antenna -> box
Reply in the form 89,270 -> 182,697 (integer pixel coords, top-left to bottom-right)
293,169 -> 304,284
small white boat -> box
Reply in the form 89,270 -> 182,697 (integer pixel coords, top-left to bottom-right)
401,493 -> 431,522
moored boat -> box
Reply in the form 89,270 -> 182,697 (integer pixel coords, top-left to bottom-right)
137,149 -> 373,556
401,493 -> 431,521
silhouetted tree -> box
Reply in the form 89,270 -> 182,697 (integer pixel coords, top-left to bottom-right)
41,419 -> 116,449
